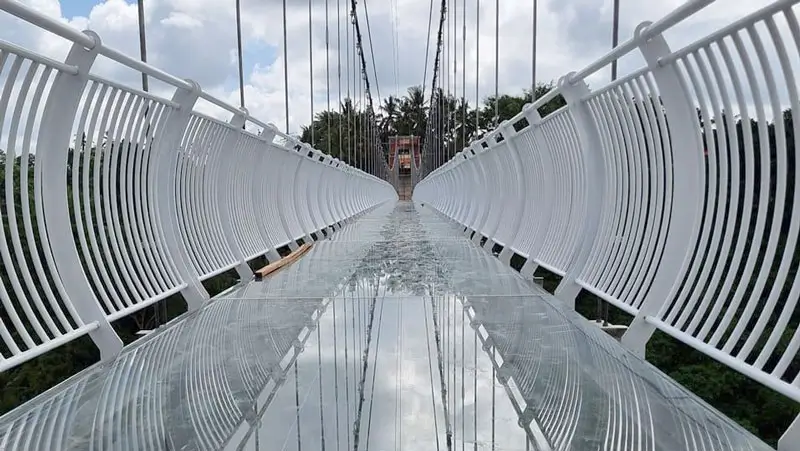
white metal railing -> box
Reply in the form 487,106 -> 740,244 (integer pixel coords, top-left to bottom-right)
0,1 -> 395,374
414,0 -> 800,448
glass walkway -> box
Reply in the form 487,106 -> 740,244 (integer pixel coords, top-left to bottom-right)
0,202 -> 770,450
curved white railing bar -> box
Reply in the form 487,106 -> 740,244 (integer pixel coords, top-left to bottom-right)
415,0 -> 800,447
0,2 -> 396,375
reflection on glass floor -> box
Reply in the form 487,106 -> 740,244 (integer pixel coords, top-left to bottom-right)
0,202 -> 773,450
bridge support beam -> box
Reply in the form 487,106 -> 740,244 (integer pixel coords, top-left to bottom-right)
620,23 -> 704,357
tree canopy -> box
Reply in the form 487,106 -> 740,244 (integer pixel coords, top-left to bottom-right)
299,82 -> 567,170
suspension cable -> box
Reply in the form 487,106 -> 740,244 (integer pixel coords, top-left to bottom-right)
282,0 -> 290,133
294,361 -> 302,450
332,297 -> 342,451
473,324 -> 477,451
422,0 -> 436,101
326,0 -> 332,155
390,0 -> 401,98
362,0 -> 381,106
461,0 -> 466,152
309,0 -> 315,146
424,0 -> 447,173
451,0 -> 456,165
423,297 -> 442,451
343,289 -> 352,450
461,305 -> 465,451
473,0 -> 479,140
443,0 -> 450,169
316,326 -> 327,451
346,6 -> 352,164
494,0 -> 499,126
235,0 -> 245,109
532,0 -> 538,101
349,0 -> 376,115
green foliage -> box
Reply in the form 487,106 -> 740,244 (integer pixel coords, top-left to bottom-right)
299,82 -> 567,167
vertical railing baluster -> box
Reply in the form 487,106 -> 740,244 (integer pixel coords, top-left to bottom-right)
621,22 -> 704,356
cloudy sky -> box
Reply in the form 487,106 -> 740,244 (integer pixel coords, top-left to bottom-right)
0,0 -> 776,135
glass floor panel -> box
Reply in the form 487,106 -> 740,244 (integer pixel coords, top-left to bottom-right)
0,202 -> 772,450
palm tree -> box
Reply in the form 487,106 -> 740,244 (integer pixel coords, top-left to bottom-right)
397,86 -> 427,137
379,96 -> 401,138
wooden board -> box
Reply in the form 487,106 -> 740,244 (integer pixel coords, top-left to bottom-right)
254,243 -> 313,280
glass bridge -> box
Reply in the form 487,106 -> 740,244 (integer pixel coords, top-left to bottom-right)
0,203 -> 771,450
1,0 -> 800,449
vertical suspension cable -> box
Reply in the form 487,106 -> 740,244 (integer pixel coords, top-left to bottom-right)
423,296 -> 442,451
451,0 -> 456,164
611,0 -> 621,81
332,297 -> 342,451
531,0 -> 537,101
326,0 -> 332,156
491,346 -> 496,451
317,326 -> 327,451
343,291 -> 352,450
494,0 -> 499,126
452,295 -> 457,449
461,0 -> 466,152
346,8 -> 352,164
422,0 -> 436,100
473,325 -> 477,451
391,0 -> 400,98
137,0 -> 148,92
309,0 -> 315,146
442,0 -> 448,169
337,0 -> 343,162
283,0 -> 290,133
475,0 -> 480,139
399,298 -> 404,449
365,289 -> 386,448
362,0 -> 381,106
461,303 -> 465,451
394,299 -> 400,448
295,361 -> 302,451
235,0 -> 245,109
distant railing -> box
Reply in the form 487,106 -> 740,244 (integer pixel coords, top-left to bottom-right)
0,1 -> 395,374
414,0 -> 800,447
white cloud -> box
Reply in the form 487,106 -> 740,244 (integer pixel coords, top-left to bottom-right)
0,0 -> 785,137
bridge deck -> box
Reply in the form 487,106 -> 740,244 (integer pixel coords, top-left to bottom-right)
0,203 -> 770,450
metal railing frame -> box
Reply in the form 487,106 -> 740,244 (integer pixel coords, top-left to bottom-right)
0,0 -> 395,375
414,1 -> 800,447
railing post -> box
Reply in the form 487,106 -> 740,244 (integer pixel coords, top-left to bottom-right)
152,79 -> 210,310
215,110 -> 254,280
259,125 -> 282,263
36,31 -> 123,362
517,106 -> 543,277
551,75 -> 607,309
620,22 -> 704,356
497,116 -> 535,267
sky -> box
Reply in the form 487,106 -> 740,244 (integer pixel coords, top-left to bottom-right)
0,0 -> 779,136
